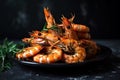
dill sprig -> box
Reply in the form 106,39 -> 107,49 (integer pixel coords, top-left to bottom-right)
0,38 -> 24,72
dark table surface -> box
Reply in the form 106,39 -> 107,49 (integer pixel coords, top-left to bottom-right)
0,39 -> 120,80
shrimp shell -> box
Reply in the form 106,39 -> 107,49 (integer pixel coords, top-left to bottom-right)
22,38 -> 48,46
71,24 -> 90,32
78,39 -> 98,58
77,32 -> 91,39
63,46 -> 86,63
16,45 -> 43,59
60,38 -> 86,63
33,46 -> 62,63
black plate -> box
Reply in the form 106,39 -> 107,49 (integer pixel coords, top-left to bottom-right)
15,44 -> 112,68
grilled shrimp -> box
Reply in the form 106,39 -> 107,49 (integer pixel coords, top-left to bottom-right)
60,38 -> 86,63
78,39 -> 98,58
61,16 -> 71,27
58,16 -> 90,33
29,30 -> 47,38
71,24 -> 90,32
22,38 -> 48,46
23,29 -> 60,45
77,32 -> 91,39
60,16 -> 78,40
45,31 -> 59,42
44,7 -> 56,28
29,30 -> 40,38
69,15 -> 90,32
33,46 -> 62,63
16,44 -> 43,59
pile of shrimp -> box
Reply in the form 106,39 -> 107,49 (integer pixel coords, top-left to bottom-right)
16,7 -> 99,64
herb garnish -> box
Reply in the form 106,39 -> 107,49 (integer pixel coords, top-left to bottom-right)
0,38 -> 24,72
42,23 -> 59,31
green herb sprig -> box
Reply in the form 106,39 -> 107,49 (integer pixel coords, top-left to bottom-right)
0,38 -> 24,72
41,23 -> 59,32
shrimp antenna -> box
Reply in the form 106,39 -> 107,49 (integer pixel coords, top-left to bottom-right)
69,13 -> 75,22
61,14 -> 65,19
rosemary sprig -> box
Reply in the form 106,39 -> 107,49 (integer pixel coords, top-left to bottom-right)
0,38 -> 24,72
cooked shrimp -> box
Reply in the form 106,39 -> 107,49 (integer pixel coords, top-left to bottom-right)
77,32 -> 91,39
29,30 -> 41,38
29,30 -> 49,38
78,39 -> 98,58
23,30 -> 47,44
58,15 -> 89,32
61,16 -> 71,27
63,46 -> 86,63
45,32 -> 59,42
60,38 -> 86,63
16,44 -> 43,59
64,27 -> 79,40
22,38 -> 48,46
23,30 -> 60,45
60,16 -> 79,40
33,46 -> 62,63
44,7 -> 56,28
71,24 -> 90,32
15,7 -> 99,64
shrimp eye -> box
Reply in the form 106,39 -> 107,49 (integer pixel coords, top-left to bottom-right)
67,26 -> 71,29
38,33 -> 42,36
58,37 -> 60,40
52,46 -> 56,49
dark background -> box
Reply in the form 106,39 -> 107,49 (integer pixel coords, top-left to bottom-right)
0,0 -> 119,40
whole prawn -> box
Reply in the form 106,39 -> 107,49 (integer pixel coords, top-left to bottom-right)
22,37 -> 48,46
22,29 -> 60,45
58,15 -> 90,33
78,39 -> 98,58
60,38 -> 86,63
61,16 -> 79,40
16,44 -> 43,59
33,41 -> 62,63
